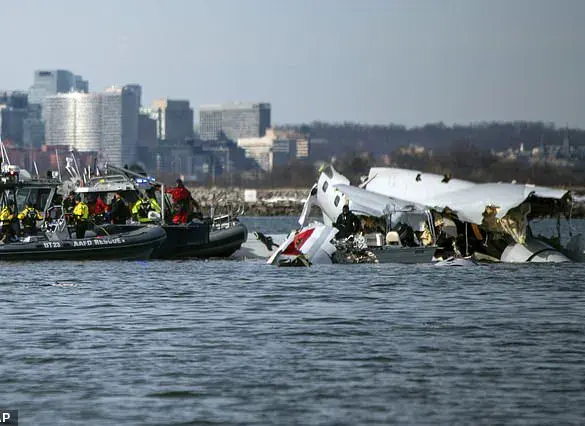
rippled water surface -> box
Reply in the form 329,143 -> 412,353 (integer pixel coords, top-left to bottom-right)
1,217 -> 585,425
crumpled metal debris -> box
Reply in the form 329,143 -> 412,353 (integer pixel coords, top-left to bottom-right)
332,234 -> 378,264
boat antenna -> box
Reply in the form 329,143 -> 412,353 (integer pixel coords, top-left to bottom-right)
0,114 -> 7,166
0,140 -> 11,167
33,161 -> 39,178
55,149 -> 62,181
70,149 -> 86,185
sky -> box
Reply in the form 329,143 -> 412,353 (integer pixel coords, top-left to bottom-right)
2,0 -> 585,127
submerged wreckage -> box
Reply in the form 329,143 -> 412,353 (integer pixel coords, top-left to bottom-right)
266,165 -> 584,266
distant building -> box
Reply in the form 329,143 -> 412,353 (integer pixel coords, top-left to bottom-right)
273,127 -> 310,160
199,102 -> 270,141
102,86 -> 140,166
0,91 -> 29,146
151,98 -> 194,142
137,107 -> 158,168
43,92 -> 103,153
43,85 -> 140,166
273,139 -> 296,165
296,139 -> 310,159
237,134 -> 274,172
28,69 -> 88,106
23,104 -> 45,148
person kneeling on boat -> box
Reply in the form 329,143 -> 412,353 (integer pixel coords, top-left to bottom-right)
18,201 -> 43,237
132,192 -> 161,223
0,199 -> 19,243
72,196 -> 89,239
335,205 -> 361,239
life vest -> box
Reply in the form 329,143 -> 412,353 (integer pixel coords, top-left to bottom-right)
18,207 -> 42,227
73,202 -> 89,220
0,207 -> 15,222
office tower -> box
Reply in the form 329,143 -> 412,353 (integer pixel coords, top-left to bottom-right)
0,90 -> 29,146
28,70 -> 88,106
43,85 -> 140,166
152,98 -> 194,142
137,107 -> 158,169
199,102 -> 271,141
43,92 -> 102,152
102,86 -> 140,166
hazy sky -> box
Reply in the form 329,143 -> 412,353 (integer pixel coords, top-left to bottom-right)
3,0 -> 585,127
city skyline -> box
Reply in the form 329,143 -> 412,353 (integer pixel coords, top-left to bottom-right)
2,0 -> 585,128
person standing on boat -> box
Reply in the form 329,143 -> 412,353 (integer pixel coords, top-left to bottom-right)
73,196 -> 89,239
87,193 -> 108,224
18,201 -> 43,236
110,192 -> 131,225
62,191 -> 77,224
166,179 -> 191,224
0,199 -> 19,243
335,204 -> 361,239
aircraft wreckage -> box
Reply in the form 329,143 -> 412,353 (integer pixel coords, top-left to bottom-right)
264,165 -> 585,266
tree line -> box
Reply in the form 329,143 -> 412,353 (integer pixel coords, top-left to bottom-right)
208,121 -> 585,190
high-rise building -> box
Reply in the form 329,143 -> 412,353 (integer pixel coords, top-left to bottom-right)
26,70 -> 88,147
28,70 -> 88,106
43,85 -> 140,166
43,92 -> 102,153
152,98 -> 194,142
199,102 -> 271,141
102,86 -> 140,166
0,90 -> 29,146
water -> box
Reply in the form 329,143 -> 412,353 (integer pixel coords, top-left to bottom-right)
1,217 -> 585,425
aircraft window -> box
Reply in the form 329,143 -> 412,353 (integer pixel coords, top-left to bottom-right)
321,181 -> 328,193
334,195 -> 340,207
322,165 -> 333,179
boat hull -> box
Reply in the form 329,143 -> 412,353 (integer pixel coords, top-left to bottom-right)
0,226 -> 166,261
107,221 -> 248,259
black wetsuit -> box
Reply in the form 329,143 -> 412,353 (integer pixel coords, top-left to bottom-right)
335,210 -> 360,239
110,198 -> 130,224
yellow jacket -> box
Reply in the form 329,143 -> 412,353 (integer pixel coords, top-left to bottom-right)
73,202 -> 89,220
18,207 -> 43,222
0,207 -> 15,222
132,198 -> 161,222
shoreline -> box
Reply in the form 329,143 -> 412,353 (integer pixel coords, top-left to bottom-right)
189,187 -> 307,217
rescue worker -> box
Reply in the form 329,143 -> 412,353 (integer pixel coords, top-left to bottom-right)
62,191 -> 77,224
0,199 -> 19,243
109,192 -> 130,225
166,179 -> 192,224
87,193 -> 108,224
335,204 -> 361,239
132,193 -> 161,223
145,188 -> 162,213
17,201 -> 43,236
72,195 -> 89,239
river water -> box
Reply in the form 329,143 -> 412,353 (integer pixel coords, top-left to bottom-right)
1,217 -> 584,425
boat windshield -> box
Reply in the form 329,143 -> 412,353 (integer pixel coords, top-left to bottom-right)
15,187 -> 53,211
